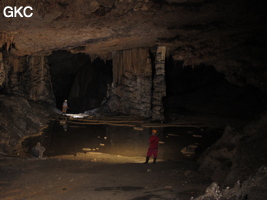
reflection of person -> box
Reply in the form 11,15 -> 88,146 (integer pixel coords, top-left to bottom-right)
144,129 -> 159,164
62,100 -> 69,114
32,142 -> 45,158
59,119 -> 68,131
62,121 -> 68,131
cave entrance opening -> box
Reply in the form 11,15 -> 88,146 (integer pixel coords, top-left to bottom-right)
48,50 -> 112,114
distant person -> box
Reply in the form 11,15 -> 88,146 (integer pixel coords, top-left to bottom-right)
62,100 -> 69,114
144,129 -> 159,164
32,142 -> 45,159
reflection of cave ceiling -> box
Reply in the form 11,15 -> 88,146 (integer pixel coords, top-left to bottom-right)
0,0 -> 266,58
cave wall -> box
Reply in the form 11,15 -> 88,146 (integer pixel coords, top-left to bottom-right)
171,27 -> 267,108
166,26 -> 267,120
110,47 -> 153,117
0,52 -> 57,155
0,53 -> 55,105
0,95 -> 57,155
197,111 -> 267,185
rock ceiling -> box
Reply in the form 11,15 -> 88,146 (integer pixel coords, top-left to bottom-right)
0,0 -> 266,59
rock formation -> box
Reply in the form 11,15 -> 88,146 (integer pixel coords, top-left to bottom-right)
0,0 -> 267,194
0,95 -> 58,155
152,46 -> 166,121
197,111 -> 267,186
110,47 -> 152,117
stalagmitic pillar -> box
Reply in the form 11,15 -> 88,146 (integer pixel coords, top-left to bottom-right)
152,46 -> 166,121
110,48 -> 152,117
0,52 -> 5,87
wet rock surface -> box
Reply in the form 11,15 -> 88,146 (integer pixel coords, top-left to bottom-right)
0,95 -> 58,155
197,111 -> 267,185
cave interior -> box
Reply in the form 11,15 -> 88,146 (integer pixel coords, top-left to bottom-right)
1,0 -> 267,198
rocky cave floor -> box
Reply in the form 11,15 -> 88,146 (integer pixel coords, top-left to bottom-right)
0,152 -> 211,200
1,114 -> 263,200
0,115 -> 219,200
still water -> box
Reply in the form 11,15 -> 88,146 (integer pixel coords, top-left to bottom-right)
36,121 -> 222,161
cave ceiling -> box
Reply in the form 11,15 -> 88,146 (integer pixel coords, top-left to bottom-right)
0,0 -> 266,59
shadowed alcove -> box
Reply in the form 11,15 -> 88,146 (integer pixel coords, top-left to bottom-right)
48,50 -> 112,113
164,58 -> 264,120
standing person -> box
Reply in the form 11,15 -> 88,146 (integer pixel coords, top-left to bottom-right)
144,129 -> 159,164
62,100 -> 69,114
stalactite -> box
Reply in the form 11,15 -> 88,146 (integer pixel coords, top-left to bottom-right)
0,32 -> 14,51
112,48 -> 152,85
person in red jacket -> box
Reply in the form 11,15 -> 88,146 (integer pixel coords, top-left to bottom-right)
144,129 -> 159,164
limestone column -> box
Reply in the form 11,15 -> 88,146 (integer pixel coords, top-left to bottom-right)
0,52 -> 5,87
110,48 -> 152,117
152,46 -> 166,121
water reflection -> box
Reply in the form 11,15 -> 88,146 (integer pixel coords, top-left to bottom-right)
59,119 -> 68,131
45,122 -> 222,161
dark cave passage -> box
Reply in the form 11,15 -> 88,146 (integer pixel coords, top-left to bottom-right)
48,51 -> 113,113
164,57 -> 264,120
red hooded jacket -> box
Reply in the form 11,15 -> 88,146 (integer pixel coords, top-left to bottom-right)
149,135 -> 159,149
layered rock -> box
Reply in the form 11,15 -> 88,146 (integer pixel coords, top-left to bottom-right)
2,54 -> 55,104
0,95 -> 58,155
109,48 -> 153,117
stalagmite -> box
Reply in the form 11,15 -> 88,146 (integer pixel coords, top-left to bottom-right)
152,46 -> 166,121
